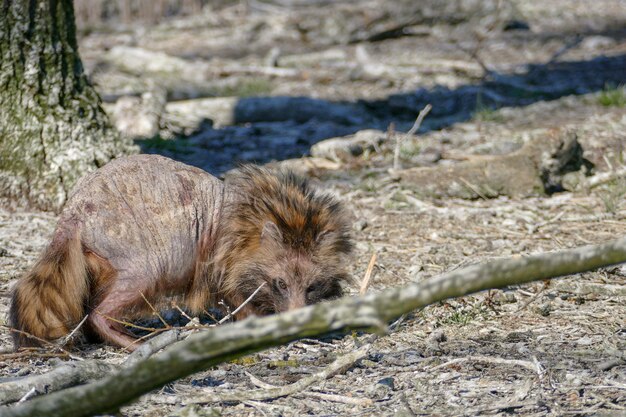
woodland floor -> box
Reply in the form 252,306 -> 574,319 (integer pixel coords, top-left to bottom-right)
1,1 -> 626,416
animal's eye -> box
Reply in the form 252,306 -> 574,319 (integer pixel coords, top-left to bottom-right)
276,278 -> 288,291
306,282 -> 320,295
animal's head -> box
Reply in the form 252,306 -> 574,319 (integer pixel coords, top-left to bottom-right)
218,166 -> 353,316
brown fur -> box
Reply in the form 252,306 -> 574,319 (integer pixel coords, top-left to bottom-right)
10,229 -> 89,346
9,160 -> 352,350
213,166 -> 353,317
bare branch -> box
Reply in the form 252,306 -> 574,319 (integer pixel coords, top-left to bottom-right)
218,282 -> 266,324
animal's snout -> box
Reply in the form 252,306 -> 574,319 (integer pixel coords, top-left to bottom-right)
287,294 -> 306,311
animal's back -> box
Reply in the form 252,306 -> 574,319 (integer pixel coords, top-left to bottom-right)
11,155 -> 225,349
64,154 -> 224,285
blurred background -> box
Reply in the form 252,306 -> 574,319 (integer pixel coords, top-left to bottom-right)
72,0 -> 626,175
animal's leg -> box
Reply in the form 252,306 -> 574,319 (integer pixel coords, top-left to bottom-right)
87,285 -> 144,351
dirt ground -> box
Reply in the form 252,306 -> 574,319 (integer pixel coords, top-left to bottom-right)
1,1 -> 625,416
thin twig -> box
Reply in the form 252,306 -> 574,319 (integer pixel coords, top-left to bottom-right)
297,338 -> 337,348
0,351 -> 69,361
122,328 -> 172,352
516,281 -> 549,312
202,308 -> 220,323
243,401 -> 270,417
17,388 -> 37,404
139,292 -> 170,329
531,355 -> 547,382
393,104 -> 432,170
2,326 -> 80,360
95,313 -> 161,332
59,315 -> 89,347
171,303 -> 193,322
529,211 -> 566,233
360,252 -> 378,295
218,283 -> 266,324
459,176 -> 488,200
3,327 -> 60,350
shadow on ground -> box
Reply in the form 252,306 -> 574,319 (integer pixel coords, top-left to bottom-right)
137,53 -> 626,174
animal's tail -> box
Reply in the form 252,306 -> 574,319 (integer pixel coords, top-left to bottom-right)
9,232 -> 89,348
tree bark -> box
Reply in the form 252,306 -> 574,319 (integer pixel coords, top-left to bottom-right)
0,0 -> 133,211
2,235 -> 626,417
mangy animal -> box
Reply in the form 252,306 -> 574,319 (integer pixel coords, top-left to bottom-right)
10,155 -> 353,350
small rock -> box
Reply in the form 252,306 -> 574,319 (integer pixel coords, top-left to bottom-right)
536,303 -> 551,317
409,148 -> 442,166
576,336 -> 595,346
360,359 -> 378,368
565,373 -> 582,386
428,330 -> 447,343
408,263 -> 423,280
266,157 -> 342,177
580,35 -> 616,51
310,129 -> 385,162
561,170 -> 586,191
493,290 -> 517,304
191,376 -> 225,388
355,241 -> 370,252
377,377 -> 395,390
354,220 -> 368,231
365,380 -> 393,400
265,46 -> 281,67
504,292 -> 517,303
506,331 -> 534,343
503,19 -> 530,31
425,330 -> 447,355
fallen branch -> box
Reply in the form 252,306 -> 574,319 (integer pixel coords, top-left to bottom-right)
0,328 -> 189,405
0,361 -> 118,406
4,235 -> 626,417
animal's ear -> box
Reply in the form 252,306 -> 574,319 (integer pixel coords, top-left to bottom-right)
316,229 -> 333,243
316,229 -> 353,254
261,221 -> 283,244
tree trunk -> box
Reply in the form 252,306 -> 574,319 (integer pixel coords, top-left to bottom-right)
0,0 -> 134,211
